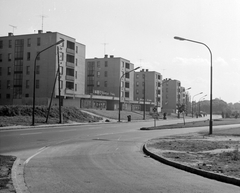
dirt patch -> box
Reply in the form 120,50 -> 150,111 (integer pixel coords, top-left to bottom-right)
0,155 -> 16,193
147,133 -> 240,179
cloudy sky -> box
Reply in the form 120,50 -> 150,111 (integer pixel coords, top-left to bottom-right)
1,0 -> 240,103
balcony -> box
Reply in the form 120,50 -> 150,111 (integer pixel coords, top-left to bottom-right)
65,88 -> 74,94
66,48 -> 75,55
65,75 -> 74,81
66,62 -> 75,68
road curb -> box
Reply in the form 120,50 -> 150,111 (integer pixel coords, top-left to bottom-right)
12,158 -> 30,193
143,144 -> 240,187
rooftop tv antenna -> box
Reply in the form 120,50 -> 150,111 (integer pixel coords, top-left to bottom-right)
102,42 -> 109,55
39,14 -> 48,31
9,25 -> 17,34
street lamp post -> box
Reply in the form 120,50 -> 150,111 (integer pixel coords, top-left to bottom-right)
32,39 -> 64,126
118,66 -> 140,122
185,87 -> 191,115
191,92 -> 203,118
198,94 -> 207,115
174,36 -> 213,134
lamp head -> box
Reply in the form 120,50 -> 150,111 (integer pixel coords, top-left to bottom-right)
174,36 -> 185,41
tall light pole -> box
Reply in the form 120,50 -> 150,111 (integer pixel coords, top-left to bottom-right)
32,39 -> 64,126
191,92 -> 203,118
118,66 -> 140,122
174,36 -> 213,134
198,94 -> 207,114
185,87 -> 191,115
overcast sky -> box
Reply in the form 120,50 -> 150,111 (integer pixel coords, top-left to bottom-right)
1,0 -> 240,103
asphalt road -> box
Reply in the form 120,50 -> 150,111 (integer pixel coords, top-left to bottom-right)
1,117 -> 240,192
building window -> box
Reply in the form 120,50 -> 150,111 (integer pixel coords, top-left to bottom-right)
67,54 -> 74,63
36,80 -> 39,89
25,94 -> 29,98
67,41 -> 75,50
105,61 -> 108,67
136,81 -> 139,86
104,81 -> 107,87
97,61 -> 100,68
75,71 -> 77,79
60,80 -> 63,89
26,66 -> 30,75
136,89 -> 139,94
59,52 -> 64,61
36,66 -> 40,74
75,84 -> 77,91
27,52 -> 30,60
125,92 -> 129,98
0,40 -> 3,49
104,71 -> 107,77
7,67 -> 11,75
60,66 -> 63,75
125,82 -> 129,88
125,72 -> 129,79
122,61 -> 124,67
76,46 -> 78,53
60,38 -> 64,47
0,54 -> 2,62
7,80 -> 10,89
97,81 -> 100,87
125,63 -> 130,69
37,37 -> 41,46
75,58 -> 78,66
27,38 -> 31,47
6,94 -> 10,99
9,40 -> 12,48
136,74 -> 139,79
97,71 -> 100,77
8,53 -> 12,61
0,67 -> 2,76
26,80 -> 29,88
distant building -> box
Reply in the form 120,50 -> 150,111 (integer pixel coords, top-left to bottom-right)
162,79 -> 181,113
0,30 -> 85,106
134,69 -> 162,111
85,55 -> 135,110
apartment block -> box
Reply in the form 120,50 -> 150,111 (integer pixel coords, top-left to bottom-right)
134,69 -> 162,110
85,55 -> 135,110
162,79 -> 182,113
0,31 -> 85,106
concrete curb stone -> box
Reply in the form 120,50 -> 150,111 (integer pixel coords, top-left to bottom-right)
143,144 -> 240,187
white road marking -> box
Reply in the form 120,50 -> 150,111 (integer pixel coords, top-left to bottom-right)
24,146 -> 49,164
20,132 -> 42,136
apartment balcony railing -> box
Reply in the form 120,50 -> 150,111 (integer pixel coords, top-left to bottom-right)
66,61 -> 75,68
65,88 -> 74,94
66,48 -> 75,55
65,75 -> 74,81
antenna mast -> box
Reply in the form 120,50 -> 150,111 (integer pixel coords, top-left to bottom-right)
102,42 -> 108,56
39,14 -> 47,31
9,25 -> 17,34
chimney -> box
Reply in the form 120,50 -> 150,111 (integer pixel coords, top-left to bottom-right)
146,69 -> 148,72
104,54 -> 108,58
38,30 -> 43,34
110,55 -> 114,58
8,32 -> 13,36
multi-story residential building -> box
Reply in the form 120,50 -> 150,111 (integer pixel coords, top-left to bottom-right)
85,55 -> 135,110
133,69 -> 162,111
0,30 -> 85,106
162,79 -> 182,113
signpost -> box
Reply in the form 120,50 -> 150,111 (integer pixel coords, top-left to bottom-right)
152,106 -> 158,128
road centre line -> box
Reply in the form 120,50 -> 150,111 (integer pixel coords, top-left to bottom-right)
24,146 -> 49,165
20,132 -> 42,136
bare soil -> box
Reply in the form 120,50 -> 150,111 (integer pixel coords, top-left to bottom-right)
0,155 -> 16,193
147,128 -> 240,179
